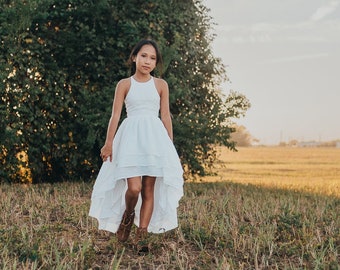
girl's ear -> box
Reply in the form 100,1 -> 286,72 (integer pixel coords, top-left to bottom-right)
132,56 -> 136,62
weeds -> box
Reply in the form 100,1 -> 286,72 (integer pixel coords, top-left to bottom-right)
1,147 -> 340,269
0,182 -> 339,269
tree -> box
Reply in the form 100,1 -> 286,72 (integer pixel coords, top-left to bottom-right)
230,125 -> 257,147
0,0 -> 250,183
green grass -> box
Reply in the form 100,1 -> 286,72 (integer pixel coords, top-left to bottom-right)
0,181 -> 339,269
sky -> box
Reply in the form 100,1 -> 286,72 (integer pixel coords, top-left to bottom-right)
204,0 -> 340,145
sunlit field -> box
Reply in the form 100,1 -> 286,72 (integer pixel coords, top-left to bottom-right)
0,147 -> 339,269
203,146 -> 340,197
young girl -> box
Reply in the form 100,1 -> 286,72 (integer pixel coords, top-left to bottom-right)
89,39 -> 184,254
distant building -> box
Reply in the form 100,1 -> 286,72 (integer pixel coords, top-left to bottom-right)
298,141 -> 322,148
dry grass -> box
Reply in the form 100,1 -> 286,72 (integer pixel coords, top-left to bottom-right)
203,147 -> 340,197
0,147 -> 339,269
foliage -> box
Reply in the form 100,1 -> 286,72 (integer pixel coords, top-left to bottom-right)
230,125 -> 257,147
0,0 -> 250,183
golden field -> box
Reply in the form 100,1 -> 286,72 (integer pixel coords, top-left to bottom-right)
203,146 -> 340,197
0,146 -> 339,269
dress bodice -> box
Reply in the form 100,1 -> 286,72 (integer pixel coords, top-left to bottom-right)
125,77 -> 160,117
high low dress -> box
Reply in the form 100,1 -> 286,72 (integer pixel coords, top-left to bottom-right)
89,76 -> 184,234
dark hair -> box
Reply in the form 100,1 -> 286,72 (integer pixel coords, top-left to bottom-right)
128,39 -> 163,76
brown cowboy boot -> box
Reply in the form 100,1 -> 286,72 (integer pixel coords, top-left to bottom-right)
116,210 -> 135,242
134,227 -> 149,255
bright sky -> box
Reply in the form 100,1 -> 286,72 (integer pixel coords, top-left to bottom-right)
204,0 -> 340,145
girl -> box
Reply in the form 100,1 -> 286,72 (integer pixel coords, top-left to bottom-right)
89,39 -> 183,254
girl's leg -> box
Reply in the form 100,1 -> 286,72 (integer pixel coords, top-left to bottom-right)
116,176 -> 141,242
135,176 -> 156,254
139,176 -> 156,228
125,176 -> 142,212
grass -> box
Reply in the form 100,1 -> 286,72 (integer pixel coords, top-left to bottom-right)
0,147 -> 339,269
203,147 -> 340,197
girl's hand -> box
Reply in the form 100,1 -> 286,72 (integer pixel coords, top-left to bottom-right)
100,144 -> 112,162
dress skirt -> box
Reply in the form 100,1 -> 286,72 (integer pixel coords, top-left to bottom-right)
89,114 -> 184,234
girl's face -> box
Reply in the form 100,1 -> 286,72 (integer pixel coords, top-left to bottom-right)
133,44 -> 157,75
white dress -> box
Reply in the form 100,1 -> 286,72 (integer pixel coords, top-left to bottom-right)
89,76 -> 184,234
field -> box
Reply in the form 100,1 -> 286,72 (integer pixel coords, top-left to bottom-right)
0,147 -> 339,269
204,146 -> 340,197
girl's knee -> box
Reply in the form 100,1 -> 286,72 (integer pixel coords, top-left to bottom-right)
141,187 -> 154,201
128,185 -> 142,196
127,177 -> 142,196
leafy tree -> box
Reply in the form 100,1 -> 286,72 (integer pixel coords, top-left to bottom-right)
0,0 -> 250,183
230,125 -> 257,147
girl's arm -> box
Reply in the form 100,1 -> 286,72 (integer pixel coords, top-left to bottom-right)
101,79 -> 129,162
158,79 -> 173,141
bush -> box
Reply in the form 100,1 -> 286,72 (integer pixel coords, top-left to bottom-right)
0,0 -> 249,183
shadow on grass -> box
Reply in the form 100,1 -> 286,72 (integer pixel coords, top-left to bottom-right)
0,181 -> 339,269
